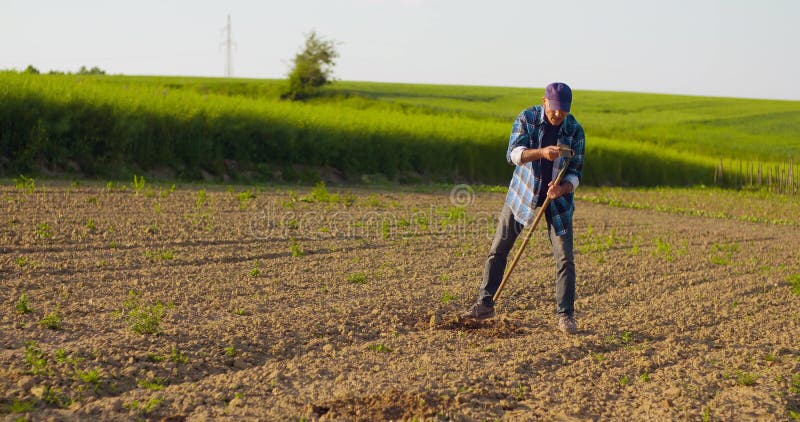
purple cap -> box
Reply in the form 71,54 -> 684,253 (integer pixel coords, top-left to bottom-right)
545,82 -> 572,112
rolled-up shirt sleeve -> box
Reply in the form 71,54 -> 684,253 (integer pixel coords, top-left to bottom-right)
563,126 -> 585,191
506,111 -> 531,165
564,173 -> 580,190
510,146 -> 527,166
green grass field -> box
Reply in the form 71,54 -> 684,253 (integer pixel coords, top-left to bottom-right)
1,72 -> 798,187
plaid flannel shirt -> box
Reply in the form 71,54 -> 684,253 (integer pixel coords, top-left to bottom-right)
504,105 -> 585,236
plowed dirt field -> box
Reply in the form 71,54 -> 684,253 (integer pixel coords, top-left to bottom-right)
2,183 -> 799,421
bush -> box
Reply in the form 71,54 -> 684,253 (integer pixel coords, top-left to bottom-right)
282,30 -> 338,100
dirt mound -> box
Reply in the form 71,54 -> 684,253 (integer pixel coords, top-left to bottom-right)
438,317 -> 528,339
314,390 -> 448,420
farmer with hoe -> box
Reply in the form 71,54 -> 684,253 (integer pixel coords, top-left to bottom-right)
463,82 -> 585,334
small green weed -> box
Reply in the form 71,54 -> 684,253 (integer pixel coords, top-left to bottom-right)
129,303 -> 164,335
639,371 -> 650,382
54,348 -> 68,364
620,331 -> 633,344
77,368 -> 102,391
367,343 -> 392,353
41,385 -> 71,408
280,191 -> 297,209
4,399 -> 35,413
440,291 -> 457,304
123,291 -> 165,335
702,407 -> 711,422
787,274 -> 800,296
237,190 -> 256,210
86,218 -> 97,233
39,311 -> 62,330
579,226 -> 619,256
654,238 -> 688,262
513,384 -> 528,400
186,189 -> 213,230
14,174 -> 35,193
417,216 -> 430,231
146,352 -> 165,363
790,373 -> 800,395
630,240 -> 641,256
346,272 -> 367,284
443,206 -> 467,223
250,261 -> 261,277
709,241 -> 739,265
35,223 -> 53,239
196,189 -> 208,208
299,182 -> 356,206
137,377 -> 167,391
232,308 -> 248,316
363,194 -> 384,207
381,220 -> 391,239
223,346 -> 237,357
15,294 -> 33,314
169,348 -> 189,364
290,239 -> 304,257
132,174 -> 146,193
16,257 -> 35,268
735,371 -> 757,386
619,375 -> 630,386
144,249 -> 174,260
124,397 -> 163,415
24,341 -> 48,375
654,238 -> 674,262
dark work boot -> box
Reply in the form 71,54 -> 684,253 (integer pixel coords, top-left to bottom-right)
462,303 -> 495,320
557,314 -> 577,334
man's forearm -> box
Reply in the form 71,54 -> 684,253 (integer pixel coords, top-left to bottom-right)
518,148 -> 545,164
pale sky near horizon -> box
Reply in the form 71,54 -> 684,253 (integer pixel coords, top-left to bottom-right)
2,0 -> 799,100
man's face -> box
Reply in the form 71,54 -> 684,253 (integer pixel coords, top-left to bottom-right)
543,98 -> 569,126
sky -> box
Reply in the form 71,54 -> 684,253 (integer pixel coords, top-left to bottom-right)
2,0 -> 799,100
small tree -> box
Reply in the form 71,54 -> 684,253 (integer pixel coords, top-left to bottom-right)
282,30 -> 339,100
24,65 -> 40,75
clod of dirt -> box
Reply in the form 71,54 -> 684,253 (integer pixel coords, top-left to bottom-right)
438,316 -> 487,331
429,314 -> 441,330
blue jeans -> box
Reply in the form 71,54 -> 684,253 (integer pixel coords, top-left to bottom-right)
478,205 -> 575,316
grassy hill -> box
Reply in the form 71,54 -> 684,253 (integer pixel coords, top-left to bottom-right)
1,72 -> 798,187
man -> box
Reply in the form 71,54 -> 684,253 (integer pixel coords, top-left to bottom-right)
463,82 -> 585,334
